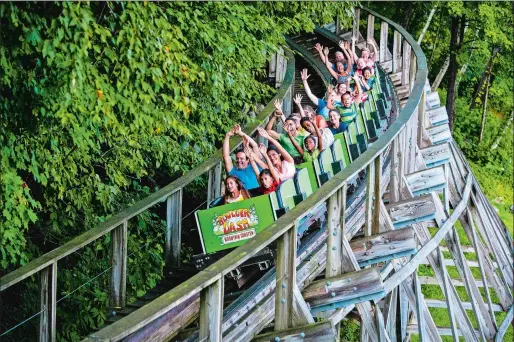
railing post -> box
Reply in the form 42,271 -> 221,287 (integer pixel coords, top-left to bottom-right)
275,224 -> 297,331
402,41 -> 411,86
39,262 -> 57,342
110,221 -> 127,309
417,92 -> 425,147
207,162 -> 222,206
199,277 -> 224,342
379,21 -> 388,63
409,54 -> 417,92
365,163 -> 374,237
373,156 -> 381,234
392,31 -> 402,73
336,15 -> 341,35
352,8 -> 360,55
166,189 -> 182,267
367,14 -> 375,49
389,137 -> 399,203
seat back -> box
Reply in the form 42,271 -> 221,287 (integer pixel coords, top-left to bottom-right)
333,133 -> 352,167
294,168 -> 314,198
277,179 -> 298,211
319,148 -> 335,177
296,162 -> 320,191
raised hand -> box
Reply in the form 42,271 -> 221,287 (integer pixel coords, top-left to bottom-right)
327,84 -> 334,95
300,69 -> 310,81
259,143 -> 267,156
242,135 -> 250,148
233,124 -> 243,136
273,98 -> 283,112
344,41 -> 350,49
244,145 -> 254,161
323,46 -> 329,56
293,94 -> 303,105
339,40 -> 345,49
257,127 -> 270,139
314,43 -> 323,53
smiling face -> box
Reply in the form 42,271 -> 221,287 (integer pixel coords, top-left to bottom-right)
303,106 -> 315,120
284,119 -> 296,134
336,62 -> 345,73
336,83 -> 347,94
363,69 -> 371,80
235,151 -> 249,169
357,58 -> 366,70
329,110 -> 341,125
342,93 -> 352,107
225,177 -> 239,195
301,120 -> 315,134
267,149 -> 281,167
304,136 -> 316,152
335,51 -> 344,62
260,172 -> 274,189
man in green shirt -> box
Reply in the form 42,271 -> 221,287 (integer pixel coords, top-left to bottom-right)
265,99 -> 305,164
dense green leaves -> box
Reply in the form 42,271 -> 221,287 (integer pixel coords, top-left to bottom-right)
0,2 -> 356,340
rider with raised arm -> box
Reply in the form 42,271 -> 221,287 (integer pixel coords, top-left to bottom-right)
257,127 -> 296,182
246,144 -> 281,195
265,99 -> 306,164
222,124 -> 263,191
300,68 -> 339,125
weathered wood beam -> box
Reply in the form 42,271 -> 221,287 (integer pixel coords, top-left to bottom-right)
406,325 -> 481,337
379,21 -> 388,63
436,247 -> 459,341
401,41 -> 411,87
253,321 -> 336,342
110,221 -> 127,309
386,194 -> 436,228
350,227 -> 417,267
425,299 -> 504,312
274,225 -> 298,330
373,157 -> 381,234
352,8 -> 361,56
367,14 -> 375,50
413,273 -> 426,342
293,284 -> 315,326
166,189 -> 182,267
207,161 -> 222,207
392,31 -> 402,73
199,277 -> 224,342
365,163 -> 374,237
495,305 -> 513,342
40,262 -> 57,342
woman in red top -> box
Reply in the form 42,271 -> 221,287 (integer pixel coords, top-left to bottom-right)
246,144 -> 281,195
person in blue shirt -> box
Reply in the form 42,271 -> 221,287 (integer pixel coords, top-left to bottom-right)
223,124 -> 263,190
301,69 -> 342,123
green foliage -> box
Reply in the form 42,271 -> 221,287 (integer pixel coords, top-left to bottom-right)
0,1 -> 357,339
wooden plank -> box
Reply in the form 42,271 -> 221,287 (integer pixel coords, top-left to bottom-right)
365,163 -> 374,237
383,287 -> 397,341
352,8 -> 361,56
379,22 -> 388,63
389,137 -> 399,203
413,274 -> 426,342
207,161 -> 222,206
420,143 -> 450,168
349,227 -> 417,266
404,166 -> 446,195
373,157 -> 381,234
427,124 -> 451,145
425,299 -> 504,312
275,225 -> 297,330
437,247 -> 460,342
253,321 -> 336,342
367,14 -> 375,49
386,194 -> 436,228
302,268 -> 383,310
495,305 -> 513,342
166,189 -> 182,266
374,304 -> 387,342
293,284 -> 315,325
199,277 -> 224,342
392,31 -> 402,73
425,91 -> 441,109
327,190 -> 343,278
110,221 -> 128,308
406,325 -> 481,337
124,294 -> 200,342
425,106 -> 449,127
39,262 -> 57,342
401,40 -> 411,86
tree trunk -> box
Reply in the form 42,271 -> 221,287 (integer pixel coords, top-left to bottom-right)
470,47 -> 500,110
403,2 -> 414,31
417,5 -> 438,45
446,16 -> 460,131
479,74 -> 490,142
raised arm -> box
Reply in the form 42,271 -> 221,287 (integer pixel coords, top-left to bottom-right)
367,38 -> 378,62
314,43 -> 327,64
352,74 -> 364,105
257,127 -> 294,164
245,146 -> 263,187
259,143 -> 280,184
235,125 -> 265,164
312,121 -> 324,151
293,94 -> 306,117
223,128 -> 235,172
323,50 -> 340,81
264,107 -> 282,140
343,40 -> 358,63
287,128 -> 304,156
301,69 -> 319,105
340,45 -> 353,74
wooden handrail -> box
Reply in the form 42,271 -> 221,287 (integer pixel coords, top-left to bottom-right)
85,7 -> 430,341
